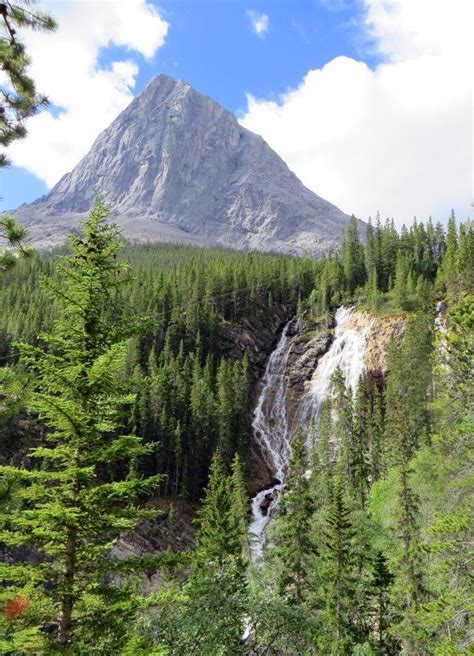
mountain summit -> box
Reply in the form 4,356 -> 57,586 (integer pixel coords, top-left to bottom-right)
13,75 -> 355,254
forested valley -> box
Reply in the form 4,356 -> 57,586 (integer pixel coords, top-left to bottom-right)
0,201 -> 472,654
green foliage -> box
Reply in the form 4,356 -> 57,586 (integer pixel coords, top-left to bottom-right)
342,215 -> 365,295
0,0 -> 56,167
319,476 -> 357,653
0,216 -> 34,274
155,451 -> 250,655
0,237 -> 319,500
0,203 -> 472,653
273,429 -> 315,605
0,202 -> 163,653
316,213 -> 473,313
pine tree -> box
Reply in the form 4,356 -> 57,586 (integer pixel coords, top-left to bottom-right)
342,215 -> 365,295
228,452 -> 251,561
351,377 -> 370,508
366,267 -> 381,313
274,430 -> 315,605
0,0 -> 56,167
320,476 -> 356,654
371,551 -> 394,654
393,251 -> 408,310
0,202 -> 163,653
369,385 -> 385,482
188,451 -> 247,655
311,399 -> 333,508
331,366 -> 352,483
0,216 -> 34,273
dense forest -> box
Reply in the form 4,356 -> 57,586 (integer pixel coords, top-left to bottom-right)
0,202 -> 472,654
1,1 -> 472,653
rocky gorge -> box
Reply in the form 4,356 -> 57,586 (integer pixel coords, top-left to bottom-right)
116,304 -> 407,571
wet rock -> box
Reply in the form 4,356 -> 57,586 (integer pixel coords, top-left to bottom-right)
260,490 -> 277,516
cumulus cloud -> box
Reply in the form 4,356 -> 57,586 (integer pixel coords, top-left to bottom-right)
247,10 -> 269,37
241,0 -> 472,225
9,0 -> 169,187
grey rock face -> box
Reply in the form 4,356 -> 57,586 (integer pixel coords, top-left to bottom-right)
12,74 -> 357,254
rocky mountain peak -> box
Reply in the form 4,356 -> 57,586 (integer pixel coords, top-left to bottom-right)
12,74 -> 358,254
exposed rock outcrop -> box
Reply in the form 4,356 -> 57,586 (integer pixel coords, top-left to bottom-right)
285,315 -> 333,417
336,308 -> 406,386
10,75 -> 362,255
359,312 -> 405,387
218,305 -> 291,379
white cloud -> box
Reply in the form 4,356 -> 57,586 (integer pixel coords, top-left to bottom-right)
241,0 -> 472,225
9,0 -> 169,187
247,10 -> 269,37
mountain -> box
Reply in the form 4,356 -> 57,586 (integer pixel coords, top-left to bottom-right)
12,74 -> 357,255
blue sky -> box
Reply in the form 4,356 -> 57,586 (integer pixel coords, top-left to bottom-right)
1,0 -> 471,225
144,1 -> 378,113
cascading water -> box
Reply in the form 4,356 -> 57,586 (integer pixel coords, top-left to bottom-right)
249,306 -> 373,562
248,322 -> 296,561
299,306 -> 374,429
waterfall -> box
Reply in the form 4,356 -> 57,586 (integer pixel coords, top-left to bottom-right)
249,306 -> 373,562
248,322 -> 296,561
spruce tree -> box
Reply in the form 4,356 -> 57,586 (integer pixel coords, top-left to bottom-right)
442,211 -> 458,294
351,377 -> 370,508
216,359 -> 233,462
342,215 -> 365,295
456,219 -> 474,293
393,251 -> 408,310
320,476 -> 356,654
371,551 -> 394,654
392,459 -> 427,653
331,366 -> 352,482
229,452 -> 251,561
369,385 -> 385,482
311,399 -> 333,508
192,450 -> 244,575
188,451 -> 247,655
274,429 -> 315,605
366,267 -> 381,313
0,202 -> 163,653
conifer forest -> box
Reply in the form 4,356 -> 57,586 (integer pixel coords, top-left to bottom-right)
0,1 -> 473,654
0,201 -> 472,654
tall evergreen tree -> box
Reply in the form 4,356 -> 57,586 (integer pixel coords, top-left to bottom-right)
187,451 -> 247,655
351,377 -> 370,508
311,400 -> 333,508
274,429 -> 315,605
320,477 -> 356,654
371,551 -> 394,654
331,366 -> 352,482
0,202 -> 163,653
229,452 -> 251,561
366,267 -> 381,313
369,385 -> 385,482
342,215 -> 365,294
440,210 -> 458,294
393,251 -> 408,310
